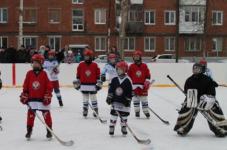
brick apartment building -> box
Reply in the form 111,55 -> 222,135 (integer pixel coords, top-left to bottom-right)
0,0 -> 227,57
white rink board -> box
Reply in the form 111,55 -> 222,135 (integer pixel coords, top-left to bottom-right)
0,63 -> 227,87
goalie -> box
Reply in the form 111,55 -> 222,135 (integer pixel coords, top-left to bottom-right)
174,63 -> 227,137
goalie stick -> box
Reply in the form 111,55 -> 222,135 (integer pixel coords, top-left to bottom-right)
115,110 -> 151,145
28,105 -> 74,146
167,75 -> 227,133
88,103 -> 107,124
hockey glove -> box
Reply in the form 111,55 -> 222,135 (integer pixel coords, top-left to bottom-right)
43,93 -> 52,106
106,93 -> 113,105
123,97 -> 131,107
143,80 -> 151,91
101,74 -> 106,82
96,80 -> 103,91
53,67 -> 59,74
198,95 -> 215,111
73,79 -> 80,90
20,92 -> 29,105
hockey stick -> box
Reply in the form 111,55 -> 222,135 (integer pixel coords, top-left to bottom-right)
27,105 -> 74,146
148,107 -> 170,125
115,110 -> 151,145
167,75 -> 227,132
88,103 -> 107,124
219,84 -> 227,87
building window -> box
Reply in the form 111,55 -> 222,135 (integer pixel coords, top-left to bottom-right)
185,37 -> 201,52
0,8 -> 7,23
212,11 -> 223,26
49,36 -> 61,51
184,7 -> 202,23
128,10 -> 143,22
144,37 -> 155,51
72,0 -> 83,4
144,10 -> 155,25
0,37 -> 8,48
23,37 -> 37,49
212,38 -> 223,51
95,9 -> 106,24
72,9 -> 84,31
165,11 -> 176,25
23,8 -> 37,24
124,37 -> 135,51
95,37 -> 106,51
48,8 -> 61,23
165,37 -> 175,51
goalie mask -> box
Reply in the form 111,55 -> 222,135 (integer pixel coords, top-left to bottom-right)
192,63 -> 203,75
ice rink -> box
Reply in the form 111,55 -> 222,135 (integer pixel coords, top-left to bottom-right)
0,87 -> 227,150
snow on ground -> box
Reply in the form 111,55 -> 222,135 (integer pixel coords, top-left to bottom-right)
0,87 -> 227,150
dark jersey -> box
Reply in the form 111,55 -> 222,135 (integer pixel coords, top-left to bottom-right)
108,76 -> 133,107
184,73 -> 218,101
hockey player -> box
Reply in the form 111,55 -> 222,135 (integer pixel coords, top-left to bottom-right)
20,54 -> 53,139
128,50 -> 151,118
174,63 -> 227,137
43,50 -> 63,107
199,58 -> 213,79
73,49 -> 102,118
101,54 -> 118,83
106,61 -> 133,136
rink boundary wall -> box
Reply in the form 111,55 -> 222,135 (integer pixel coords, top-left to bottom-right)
0,63 -> 227,88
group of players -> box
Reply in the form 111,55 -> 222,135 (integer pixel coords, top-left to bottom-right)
1,48 -> 226,140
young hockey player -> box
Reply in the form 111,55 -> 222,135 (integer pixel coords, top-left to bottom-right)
106,61 -> 133,136
199,58 -> 213,79
73,49 -> 102,117
43,50 -> 63,107
174,63 -> 227,137
128,51 -> 151,118
101,54 -> 118,83
20,54 -> 53,139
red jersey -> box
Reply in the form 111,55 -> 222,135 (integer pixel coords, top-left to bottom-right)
23,70 -> 53,100
128,63 -> 151,88
77,62 -> 100,84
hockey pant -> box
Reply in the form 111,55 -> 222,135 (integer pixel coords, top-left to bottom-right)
133,96 -> 149,114
110,109 -> 129,127
27,109 -> 52,128
82,93 -> 98,110
174,101 -> 227,137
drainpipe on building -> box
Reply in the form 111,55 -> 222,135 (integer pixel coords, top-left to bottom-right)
119,0 -> 129,60
176,0 -> 180,63
18,0 -> 24,49
107,0 -> 112,53
203,0 -> 209,58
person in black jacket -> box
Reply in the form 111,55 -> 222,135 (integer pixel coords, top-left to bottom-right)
106,61 -> 133,136
174,63 -> 227,137
16,45 -> 30,63
4,46 -> 17,63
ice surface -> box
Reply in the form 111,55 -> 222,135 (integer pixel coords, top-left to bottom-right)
0,87 -> 227,150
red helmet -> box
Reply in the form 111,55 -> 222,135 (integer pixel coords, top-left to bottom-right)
133,50 -> 142,58
32,54 -> 45,64
116,61 -> 128,73
48,50 -> 56,57
83,49 -> 94,57
108,53 -> 116,60
199,58 -> 207,66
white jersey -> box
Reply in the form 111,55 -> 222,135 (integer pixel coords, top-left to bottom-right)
43,60 -> 59,81
101,63 -> 118,81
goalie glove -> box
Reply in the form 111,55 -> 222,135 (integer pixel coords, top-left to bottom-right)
73,79 -> 80,90
96,80 -> 103,91
43,93 -> 52,106
101,74 -> 106,82
198,95 -> 216,111
20,92 -> 29,105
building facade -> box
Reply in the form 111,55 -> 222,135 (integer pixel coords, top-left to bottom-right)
0,0 -> 227,57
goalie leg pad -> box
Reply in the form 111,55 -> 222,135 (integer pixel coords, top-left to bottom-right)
174,103 -> 198,135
